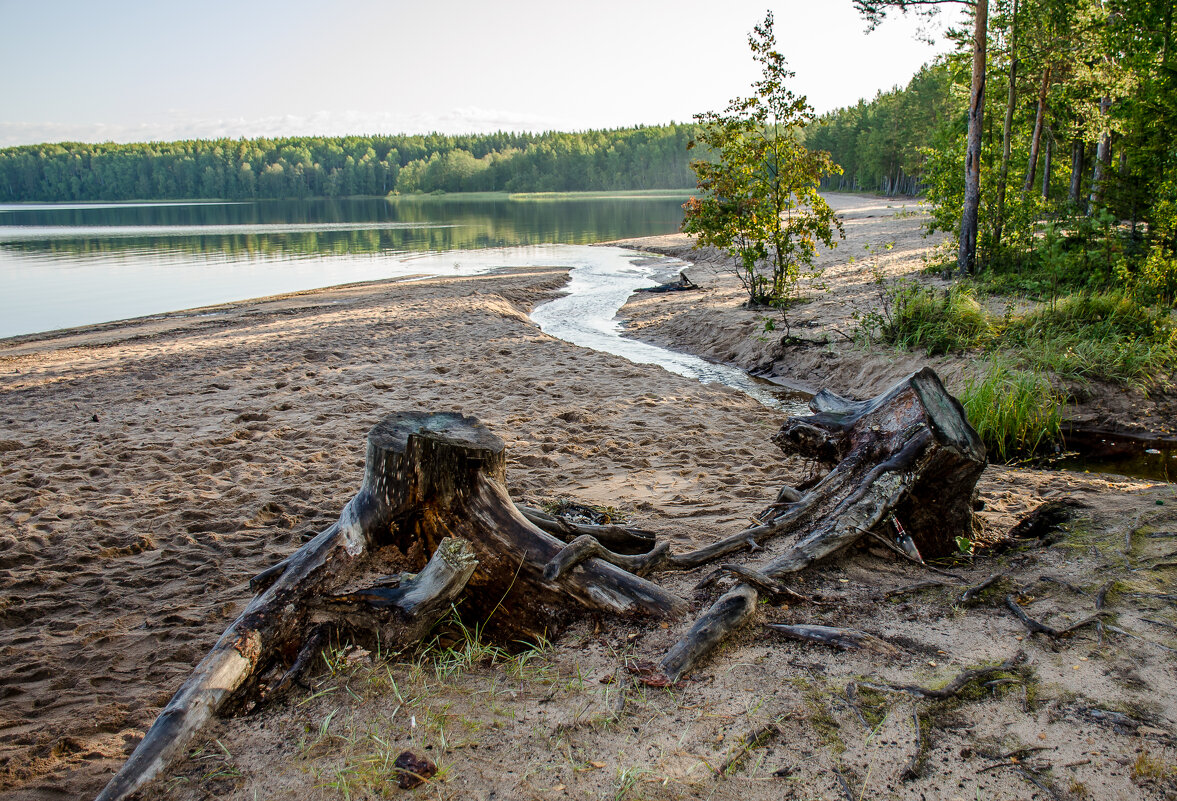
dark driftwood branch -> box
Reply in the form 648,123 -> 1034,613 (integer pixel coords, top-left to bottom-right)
660,585 -> 758,682
635,269 -> 700,293
543,535 -> 671,579
249,556 -> 291,593
959,572 -> 1005,603
764,623 -> 902,657
880,653 -> 1026,699
903,708 -> 925,780
658,368 -> 986,681
709,564 -> 819,604
1004,595 -> 1104,638
516,504 -> 656,554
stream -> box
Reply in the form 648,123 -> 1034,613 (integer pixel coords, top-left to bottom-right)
529,246 -> 808,414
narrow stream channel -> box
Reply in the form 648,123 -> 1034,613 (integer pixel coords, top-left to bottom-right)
529,246 -> 808,414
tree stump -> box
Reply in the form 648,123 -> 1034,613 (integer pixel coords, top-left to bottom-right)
97,412 -> 684,801
657,367 -> 986,680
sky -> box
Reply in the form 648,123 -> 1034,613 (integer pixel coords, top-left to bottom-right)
0,0 -> 959,147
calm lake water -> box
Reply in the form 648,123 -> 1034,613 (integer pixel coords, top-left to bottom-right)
0,195 -> 690,338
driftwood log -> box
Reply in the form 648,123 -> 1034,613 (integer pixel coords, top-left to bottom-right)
97,368 -> 985,799
635,269 -> 700,293
96,412 -> 683,801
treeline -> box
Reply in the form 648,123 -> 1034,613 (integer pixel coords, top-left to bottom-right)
0,125 -> 698,202
806,63 -> 956,197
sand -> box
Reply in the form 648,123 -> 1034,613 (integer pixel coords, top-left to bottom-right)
1,194 -> 1175,800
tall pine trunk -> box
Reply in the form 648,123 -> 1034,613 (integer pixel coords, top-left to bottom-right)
1041,127 -> 1052,200
993,0 -> 1019,248
1023,66 -> 1051,194
956,0 -> 989,278
1088,97 -> 1112,213
1069,139 -> 1085,204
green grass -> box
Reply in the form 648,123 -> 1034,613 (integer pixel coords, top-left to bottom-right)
865,270 -> 1174,393
870,282 -> 991,355
960,359 -> 1066,461
1000,291 -> 1177,386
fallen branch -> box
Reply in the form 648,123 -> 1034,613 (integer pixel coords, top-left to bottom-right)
1095,580 -> 1114,610
543,535 -> 671,579
708,564 -> 820,604
902,708 -> 924,779
764,623 -> 902,657
958,572 -> 1005,603
720,722 -> 782,775
515,504 -> 655,554
1106,624 -> 1177,652
881,653 -> 1026,699
1004,595 -> 1104,638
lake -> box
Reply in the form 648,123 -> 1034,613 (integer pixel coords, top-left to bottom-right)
0,193 -> 690,338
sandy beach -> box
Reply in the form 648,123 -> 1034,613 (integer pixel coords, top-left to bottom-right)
2,195 -> 1175,800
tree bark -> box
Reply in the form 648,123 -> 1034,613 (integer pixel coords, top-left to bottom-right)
994,0 -> 1019,248
1023,66 -> 1051,194
1070,138 -> 1085,205
1041,126 -> 1052,200
956,0 -> 989,277
658,368 -> 986,680
1089,96 -> 1113,213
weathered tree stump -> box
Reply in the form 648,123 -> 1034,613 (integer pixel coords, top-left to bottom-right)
656,367 -> 986,680
97,412 -> 684,801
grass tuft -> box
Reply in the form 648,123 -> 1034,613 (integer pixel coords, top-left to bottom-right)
960,360 -> 1065,461
1001,291 -> 1176,386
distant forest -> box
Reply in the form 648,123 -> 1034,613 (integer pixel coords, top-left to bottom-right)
806,63 -> 955,197
0,125 -> 698,202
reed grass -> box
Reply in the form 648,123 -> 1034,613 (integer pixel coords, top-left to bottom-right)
879,283 -> 992,355
1000,291 -> 1176,386
960,360 -> 1066,461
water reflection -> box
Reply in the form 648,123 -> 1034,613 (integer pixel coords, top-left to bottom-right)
0,196 -> 689,338
0,195 -> 690,260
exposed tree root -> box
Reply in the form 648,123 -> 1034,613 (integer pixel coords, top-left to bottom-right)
764,623 -> 902,657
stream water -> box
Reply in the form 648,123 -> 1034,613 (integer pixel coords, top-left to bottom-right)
528,247 -> 808,414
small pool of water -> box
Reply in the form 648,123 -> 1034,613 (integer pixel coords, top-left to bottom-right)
1039,431 -> 1177,483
